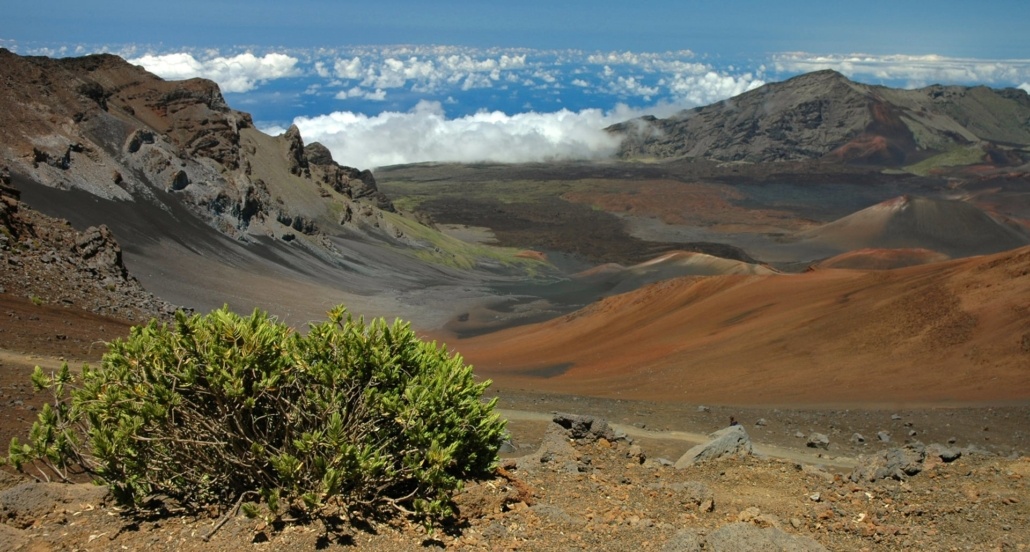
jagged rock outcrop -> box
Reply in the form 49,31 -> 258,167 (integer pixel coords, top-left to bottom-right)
304,140 -> 395,211
0,48 -> 397,248
0,166 -> 178,321
610,70 -> 1030,166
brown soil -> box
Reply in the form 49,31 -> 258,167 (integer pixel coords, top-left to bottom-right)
2,299 -> 1029,551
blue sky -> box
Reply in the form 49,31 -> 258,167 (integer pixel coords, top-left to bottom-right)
4,1 -> 1030,167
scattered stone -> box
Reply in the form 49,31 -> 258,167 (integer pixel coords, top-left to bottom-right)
877,431 -> 891,443
737,506 -> 762,523
755,418 -> 767,427
891,414 -> 903,421
850,442 -> 927,482
806,433 -> 830,450
530,504 -> 586,526
666,481 -> 714,512
850,433 -> 866,444
795,431 -> 806,439
697,405 -> 710,413
627,444 -> 645,464
662,522 -> 827,551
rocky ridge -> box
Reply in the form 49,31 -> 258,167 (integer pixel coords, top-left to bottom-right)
0,48 -> 396,249
0,166 -> 176,321
610,70 -> 1030,165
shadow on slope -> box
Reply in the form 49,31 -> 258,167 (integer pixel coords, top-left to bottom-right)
444,251 -> 774,337
13,174 -> 505,328
791,195 -> 1030,261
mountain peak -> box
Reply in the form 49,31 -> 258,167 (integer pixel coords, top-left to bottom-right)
611,70 -> 1030,166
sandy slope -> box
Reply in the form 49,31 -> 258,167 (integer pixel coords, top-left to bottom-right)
444,246 -> 1030,406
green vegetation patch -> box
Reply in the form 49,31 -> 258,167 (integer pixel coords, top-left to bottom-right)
7,305 -> 506,526
904,146 -> 985,176
383,211 -> 547,274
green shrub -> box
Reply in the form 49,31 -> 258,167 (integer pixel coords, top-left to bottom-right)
8,305 -> 506,523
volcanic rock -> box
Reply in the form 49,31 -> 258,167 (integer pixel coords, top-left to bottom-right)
675,425 -> 753,467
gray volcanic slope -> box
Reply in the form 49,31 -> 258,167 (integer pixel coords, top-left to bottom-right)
794,195 -> 1030,258
610,70 -> 1030,164
0,49 -> 547,327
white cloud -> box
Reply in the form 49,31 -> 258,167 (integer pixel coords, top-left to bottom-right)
1020,83 -> 1030,94
334,87 -> 387,101
263,101 -> 626,168
772,53 -> 1030,88
609,76 -> 659,100
128,52 -> 300,93
665,71 -> 764,106
333,56 -> 363,79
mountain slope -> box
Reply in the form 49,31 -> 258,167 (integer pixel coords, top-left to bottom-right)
0,49 -> 547,326
446,246 -> 1030,405
794,195 -> 1030,258
610,70 -> 1030,165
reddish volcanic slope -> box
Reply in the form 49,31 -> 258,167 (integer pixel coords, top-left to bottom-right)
814,248 -> 951,270
448,247 -> 1030,406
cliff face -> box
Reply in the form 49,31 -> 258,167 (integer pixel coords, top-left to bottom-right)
609,70 -> 1030,165
0,48 -> 393,245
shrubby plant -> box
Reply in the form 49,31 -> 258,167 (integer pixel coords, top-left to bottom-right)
8,305 -> 506,524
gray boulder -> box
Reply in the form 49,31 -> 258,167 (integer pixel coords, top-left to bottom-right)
675,425 -> 753,468
552,412 -> 616,442
806,433 -> 830,450
926,443 -> 962,463
850,442 -> 927,482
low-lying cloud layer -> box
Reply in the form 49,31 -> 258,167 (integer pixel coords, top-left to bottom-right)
263,101 -> 632,168
773,52 -> 1030,90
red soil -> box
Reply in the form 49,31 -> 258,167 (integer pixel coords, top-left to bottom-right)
444,246 -> 1030,407
815,248 -> 950,270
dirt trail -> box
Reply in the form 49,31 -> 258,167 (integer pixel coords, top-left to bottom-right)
497,408 -> 859,469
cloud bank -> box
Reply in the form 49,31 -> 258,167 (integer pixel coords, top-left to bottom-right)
773,53 -> 1030,89
263,101 -> 632,168
127,52 -> 301,93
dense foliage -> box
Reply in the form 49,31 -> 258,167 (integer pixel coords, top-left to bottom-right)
8,305 -> 506,523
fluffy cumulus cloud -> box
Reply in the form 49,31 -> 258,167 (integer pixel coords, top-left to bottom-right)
773,53 -> 1030,89
663,71 -> 765,106
300,46 -> 765,111
262,101 -> 628,168
128,52 -> 301,93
